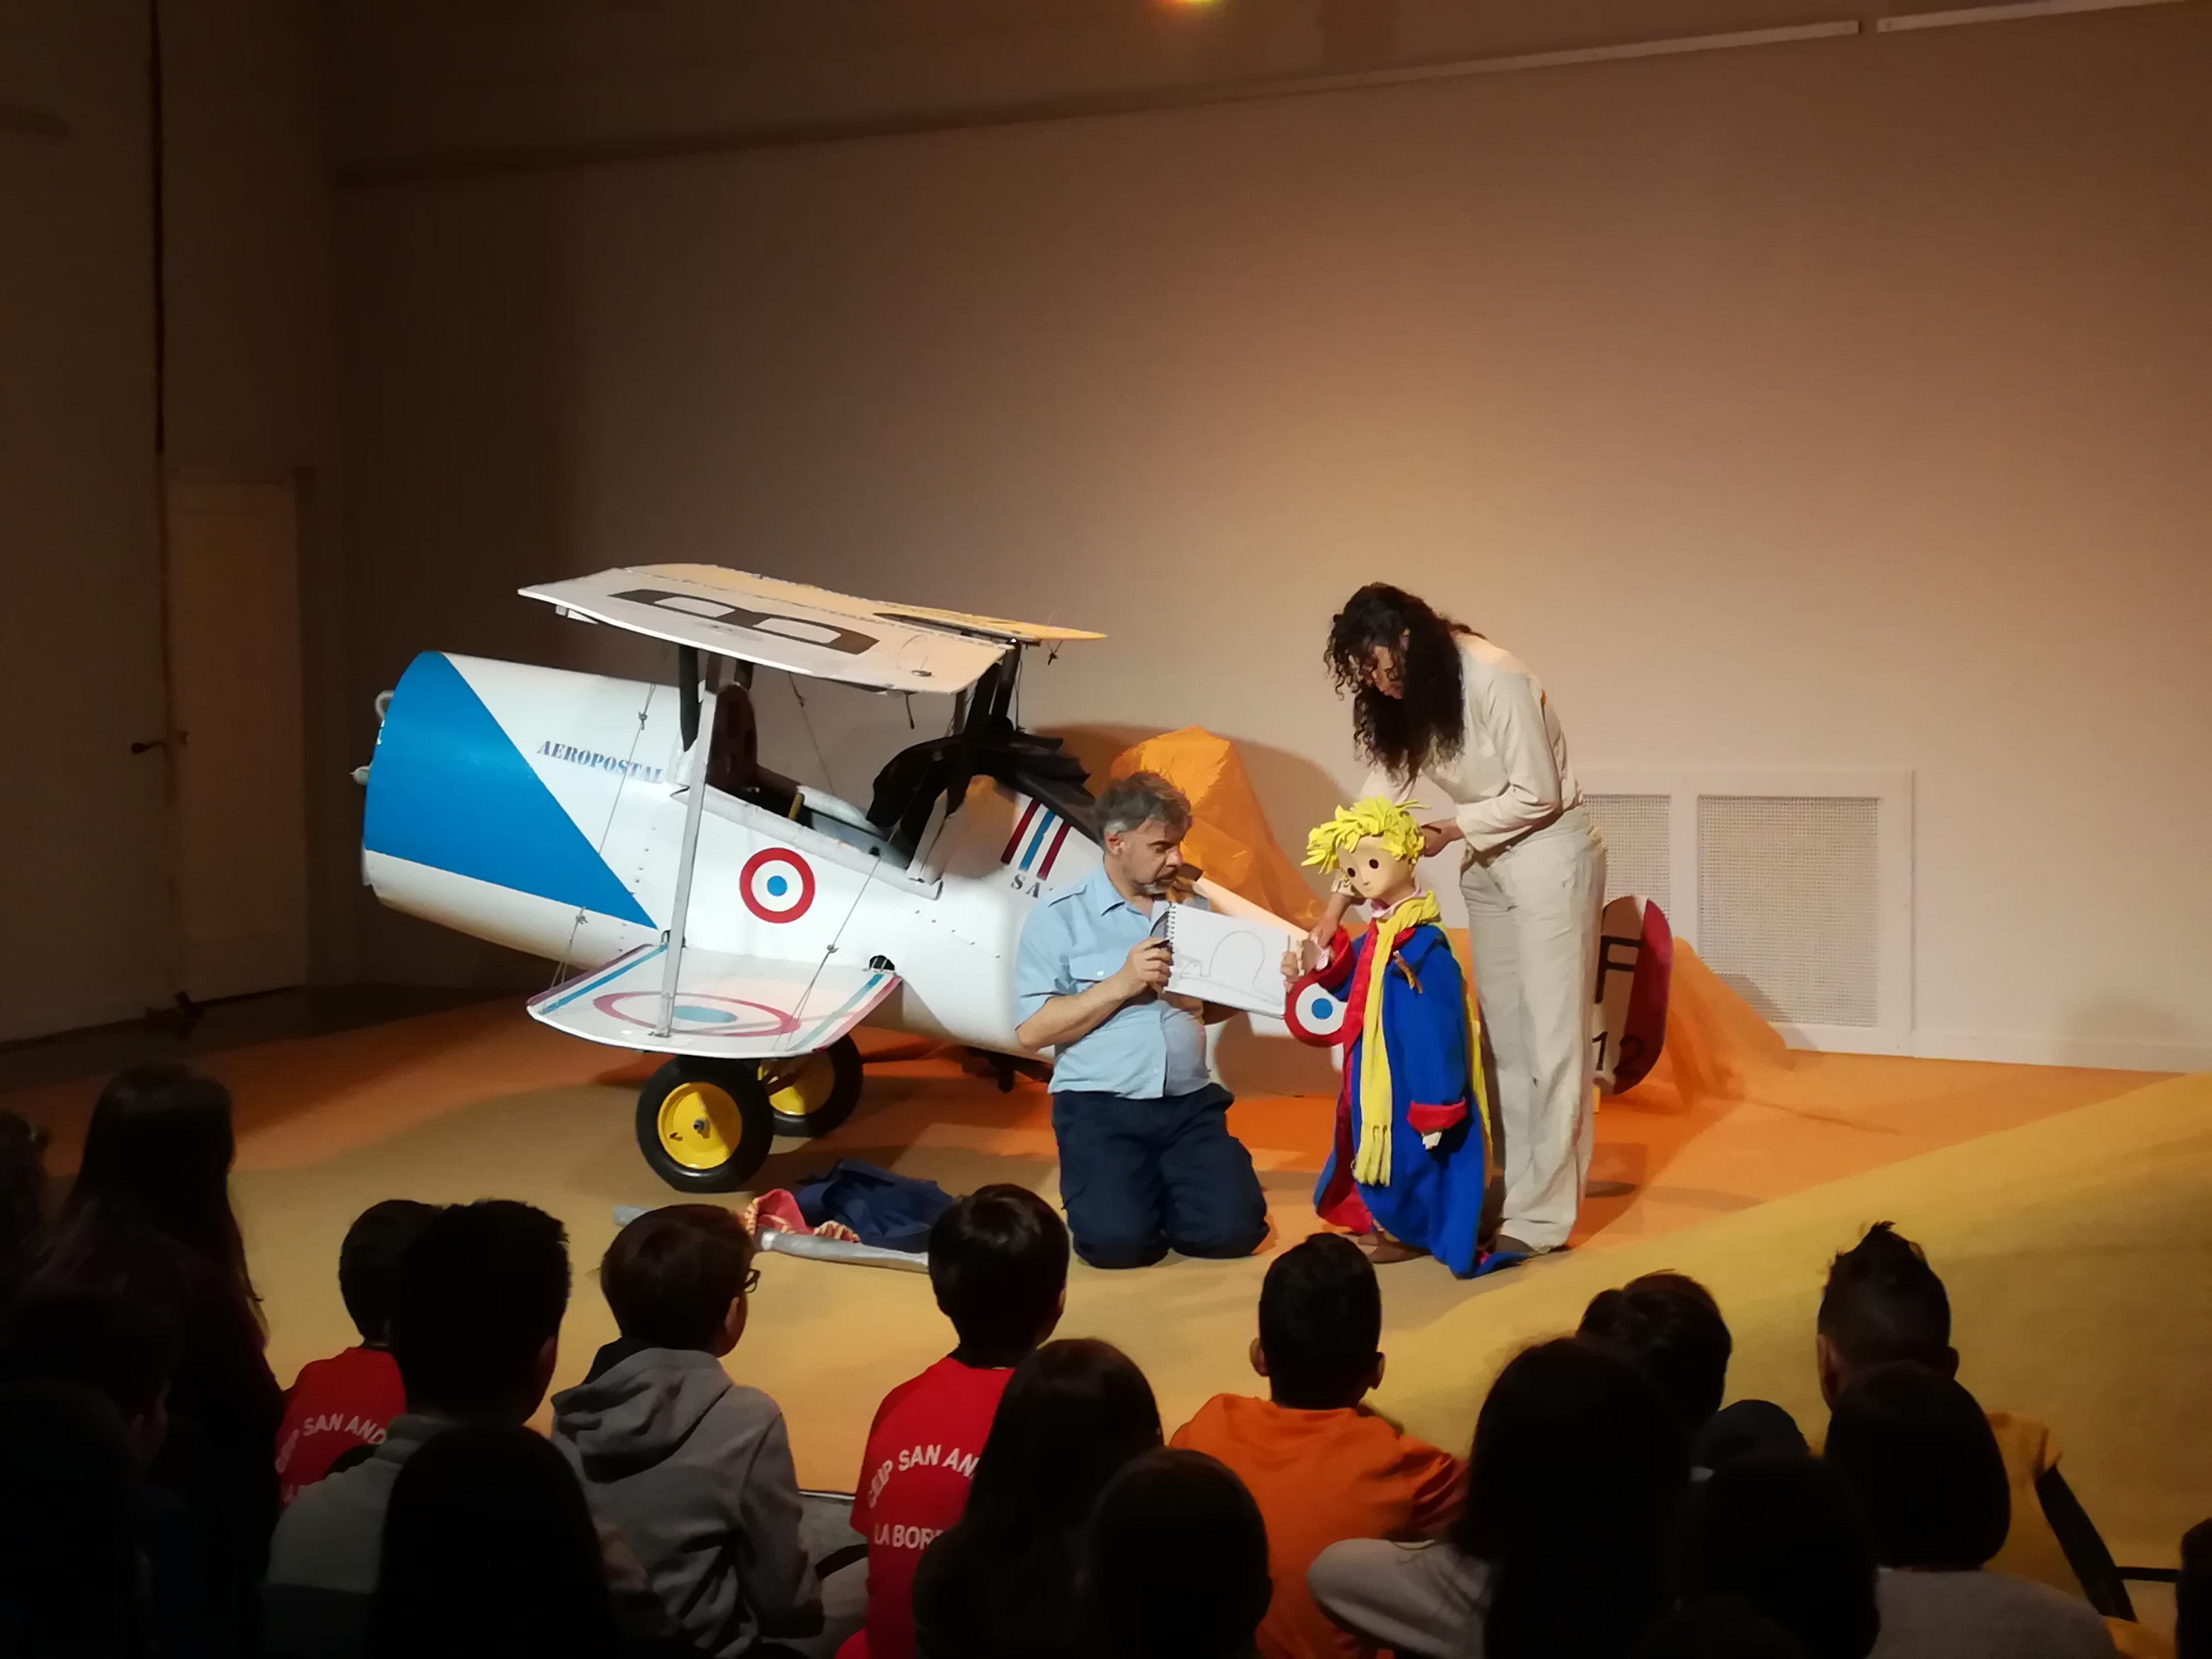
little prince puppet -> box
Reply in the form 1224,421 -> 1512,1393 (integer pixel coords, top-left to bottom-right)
1283,798 -> 1505,1274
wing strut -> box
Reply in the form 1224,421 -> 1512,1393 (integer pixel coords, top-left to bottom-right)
657,723 -> 712,1037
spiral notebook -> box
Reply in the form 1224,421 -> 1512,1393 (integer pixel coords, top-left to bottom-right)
1151,903 -> 1295,1017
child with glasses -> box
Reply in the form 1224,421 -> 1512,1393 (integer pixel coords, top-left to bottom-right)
554,1204 -> 819,1658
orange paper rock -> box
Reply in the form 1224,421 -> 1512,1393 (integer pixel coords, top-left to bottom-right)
1109,726 -> 1324,928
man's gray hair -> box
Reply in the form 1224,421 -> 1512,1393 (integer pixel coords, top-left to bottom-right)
1096,771 -> 1192,838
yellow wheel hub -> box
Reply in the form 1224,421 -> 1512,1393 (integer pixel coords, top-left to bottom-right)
658,1081 -> 742,1171
760,1053 -> 836,1119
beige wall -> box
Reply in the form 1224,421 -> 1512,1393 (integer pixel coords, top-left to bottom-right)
0,1 -> 341,1039
158,0 -> 349,993
0,4 -> 168,1039
332,6 -> 2212,1068
8,4 -> 2203,1061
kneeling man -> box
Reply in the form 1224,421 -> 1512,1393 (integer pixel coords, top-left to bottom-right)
1014,772 -> 1269,1269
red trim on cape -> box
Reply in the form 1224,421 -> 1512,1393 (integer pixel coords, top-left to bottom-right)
1406,1101 -> 1468,1134
1313,919 -> 1388,1229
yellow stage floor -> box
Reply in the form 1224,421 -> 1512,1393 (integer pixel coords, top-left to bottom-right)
6,986 -> 2204,1579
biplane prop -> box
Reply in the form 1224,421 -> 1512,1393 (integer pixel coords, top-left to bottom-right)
357,566 -> 1346,1191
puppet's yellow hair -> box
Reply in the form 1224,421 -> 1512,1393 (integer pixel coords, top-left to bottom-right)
1303,796 -> 1425,869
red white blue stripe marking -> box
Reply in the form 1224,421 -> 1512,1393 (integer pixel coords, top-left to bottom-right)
1001,799 -> 1073,879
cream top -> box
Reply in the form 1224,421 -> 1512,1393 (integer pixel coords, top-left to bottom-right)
1362,634 -> 1583,858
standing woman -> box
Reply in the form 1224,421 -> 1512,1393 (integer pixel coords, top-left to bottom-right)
44,1062 -> 283,1655
1322,584 -> 1605,1257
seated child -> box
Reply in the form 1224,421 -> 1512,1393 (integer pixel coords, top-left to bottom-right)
552,1204 -> 821,1659
1286,797 -> 1496,1274
1172,1233 -> 1462,1659
852,1184 -> 1069,1659
1580,1271 -> 1808,1473
1085,1449 -> 1274,1659
275,1197 -> 437,1505
1817,1221 -> 2131,1617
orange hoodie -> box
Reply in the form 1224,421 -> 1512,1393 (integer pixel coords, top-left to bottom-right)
1172,1394 -> 1464,1659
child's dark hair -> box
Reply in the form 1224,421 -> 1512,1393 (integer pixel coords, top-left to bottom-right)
0,1111 -> 48,1298
69,1063 -> 256,1317
0,1286 -> 181,1419
1580,1271 -> 1733,1435
928,1185 -> 1069,1357
1455,1337 -> 1689,1659
1086,1449 -> 1272,1659
1684,1455 -> 1879,1659
962,1339 -> 1162,1542
340,1200 -> 440,1346
600,1205 -> 754,1352
1825,1362 -> 2009,1571
1258,1233 -> 1381,1410
392,1200 -> 570,1417
368,1422 -> 619,1659
1816,1223 -> 1950,1371
1634,1598 -> 1812,1659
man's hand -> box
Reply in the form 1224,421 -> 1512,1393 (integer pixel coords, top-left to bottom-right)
1112,937 -> 1173,1001
1419,821 -> 1461,860
1283,935 -> 1319,981
1013,934 -> 1174,1054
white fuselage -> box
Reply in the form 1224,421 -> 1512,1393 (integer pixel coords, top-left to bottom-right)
362,653 -> 1099,1056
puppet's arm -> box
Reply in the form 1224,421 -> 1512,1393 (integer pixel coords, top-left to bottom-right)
1283,929 -> 1361,1047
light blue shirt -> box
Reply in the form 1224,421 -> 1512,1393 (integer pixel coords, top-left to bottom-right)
1014,864 -> 1212,1099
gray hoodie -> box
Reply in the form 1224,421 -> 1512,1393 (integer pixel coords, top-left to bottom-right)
553,1345 -> 822,1658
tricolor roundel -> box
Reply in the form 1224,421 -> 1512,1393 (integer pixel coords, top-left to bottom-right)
1286,982 -> 1351,1042
741,848 -> 816,923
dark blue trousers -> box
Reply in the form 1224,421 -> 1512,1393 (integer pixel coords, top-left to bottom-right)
1050,1084 -> 1268,1269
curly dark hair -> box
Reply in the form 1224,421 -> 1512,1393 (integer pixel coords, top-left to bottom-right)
1324,583 -> 1472,785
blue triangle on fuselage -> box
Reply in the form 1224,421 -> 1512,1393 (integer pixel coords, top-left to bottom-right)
363,652 -> 653,928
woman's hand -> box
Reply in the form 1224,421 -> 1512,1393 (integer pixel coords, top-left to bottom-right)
1316,890 -> 1355,942
1419,820 -> 1462,860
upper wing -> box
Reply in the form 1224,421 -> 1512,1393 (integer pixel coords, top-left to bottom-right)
527,941 -> 900,1059
520,567 -> 1007,693
520,565 -> 1102,692
647,566 -> 1104,646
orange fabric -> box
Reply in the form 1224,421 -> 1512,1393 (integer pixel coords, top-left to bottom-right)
1109,728 -> 1323,928
1986,1410 -> 2085,1600
2106,1617 -> 2175,1659
1171,1393 -> 1463,1659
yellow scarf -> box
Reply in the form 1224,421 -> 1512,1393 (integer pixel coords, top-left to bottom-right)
1352,890 -> 1442,1187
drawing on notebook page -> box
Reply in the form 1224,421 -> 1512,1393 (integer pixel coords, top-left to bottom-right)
1156,903 -> 1294,1017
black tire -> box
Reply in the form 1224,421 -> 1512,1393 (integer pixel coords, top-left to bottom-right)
763,1036 -> 864,1139
634,1057 -> 776,1193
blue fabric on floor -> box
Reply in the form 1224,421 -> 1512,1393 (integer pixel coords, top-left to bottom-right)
792,1159 -> 955,1253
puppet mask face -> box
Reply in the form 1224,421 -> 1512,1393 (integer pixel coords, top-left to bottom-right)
1338,835 -> 1418,906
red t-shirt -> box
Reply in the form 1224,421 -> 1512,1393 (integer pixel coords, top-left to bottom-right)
274,1346 -> 406,1507
852,1355 -> 1015,1659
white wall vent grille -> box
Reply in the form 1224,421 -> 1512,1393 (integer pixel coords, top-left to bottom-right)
1576,769 -> 1912,1054
1696,794 -> 1880,1029
1584,793 -> 1671,915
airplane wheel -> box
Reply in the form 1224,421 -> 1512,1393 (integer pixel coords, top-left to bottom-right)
760,1037 -> 863,1139
636,1059 -> 774,1194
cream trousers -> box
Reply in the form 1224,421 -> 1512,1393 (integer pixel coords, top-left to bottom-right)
1458,806 -> 1607,1251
